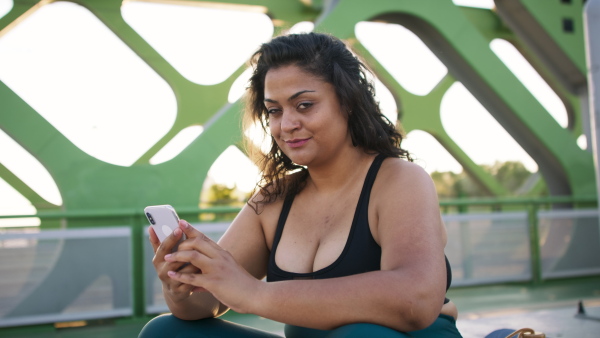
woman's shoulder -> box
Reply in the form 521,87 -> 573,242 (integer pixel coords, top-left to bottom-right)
371,157 -> 442,237
380,157 -> 434,182
376,156 -> 438,200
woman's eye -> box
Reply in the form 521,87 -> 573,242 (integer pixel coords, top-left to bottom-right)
297,102 -> 313,110
267,108 -> 281,115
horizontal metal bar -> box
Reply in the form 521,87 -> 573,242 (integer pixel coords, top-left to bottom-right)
1,196 -> 595,221
450,275 -> 533,287
438,195 -> 597,207
542,268 -> 600,280
0,227 -> 131,240
142,223 -> 231,236
0,308 -> 133,328
443,211 -> 528,222
0,206 -> 243,220
537,208 -> 600,219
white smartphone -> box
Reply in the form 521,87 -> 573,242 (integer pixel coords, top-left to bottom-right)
144,204 -> 186,243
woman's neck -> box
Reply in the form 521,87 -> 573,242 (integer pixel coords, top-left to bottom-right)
305,148 -> 375,193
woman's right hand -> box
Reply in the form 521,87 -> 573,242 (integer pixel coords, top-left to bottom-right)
441,301 -> 458,320
149,223 -> 201,303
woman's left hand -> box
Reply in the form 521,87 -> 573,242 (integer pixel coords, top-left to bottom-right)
164,221 -> 262,314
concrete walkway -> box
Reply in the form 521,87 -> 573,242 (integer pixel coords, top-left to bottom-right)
2,277 -> 600,337
457,299 -> 600,338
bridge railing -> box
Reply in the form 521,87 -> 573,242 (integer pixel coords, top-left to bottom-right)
0,196 -> 598,327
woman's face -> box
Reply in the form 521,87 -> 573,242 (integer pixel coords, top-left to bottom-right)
263,64 -> 352,167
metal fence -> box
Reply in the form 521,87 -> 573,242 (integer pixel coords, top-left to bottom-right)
0,227 -> 132,327
0,197 -> 599,327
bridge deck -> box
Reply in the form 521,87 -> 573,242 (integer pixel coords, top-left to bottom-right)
1,276 -> 599,338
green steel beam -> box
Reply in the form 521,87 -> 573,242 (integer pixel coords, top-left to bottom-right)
459,5 -> 584,137
2,0 -> 598,325
316,0 -> 595,198
0,0 -> 596,214
352,41 -> 509,196
0,77 -> 243,213
495,0 -> 587,94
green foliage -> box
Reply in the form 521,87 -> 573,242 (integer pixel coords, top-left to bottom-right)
485,161 -> 532,193
207,184 -> 238,206
200,183 -> 250,221
431,161 -> 548,199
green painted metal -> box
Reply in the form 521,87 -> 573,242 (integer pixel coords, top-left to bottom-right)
0,0 -> 596,213
315,0 -> 595,198
0,195 -> 595,221
0,0 -> 598,327
352,42 -> 509,196
1,80 -> 243,212
0,0 -> 321,216
0,194 -> 596,328
527,203 -> 542,284
496,0 -> 588,93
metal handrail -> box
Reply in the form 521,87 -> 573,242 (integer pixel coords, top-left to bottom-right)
0,195 -> 598,321
0,195 -> 596,220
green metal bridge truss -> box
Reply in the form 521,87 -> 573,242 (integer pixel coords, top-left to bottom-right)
0,0 -> 596,214
0,0 -> 599,327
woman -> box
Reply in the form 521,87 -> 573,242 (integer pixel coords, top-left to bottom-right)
139,32 -> 461,337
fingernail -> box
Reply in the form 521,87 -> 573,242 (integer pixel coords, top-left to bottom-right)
167,271 -> 176,277
164,254 -> 172,261
173,228 -> 181,236
184,221 -> 190,228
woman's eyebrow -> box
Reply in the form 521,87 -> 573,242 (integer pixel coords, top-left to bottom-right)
264,90 -> 316,103
289,90 -> 315,101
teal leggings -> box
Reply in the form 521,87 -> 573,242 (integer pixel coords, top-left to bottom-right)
138,314 -> 462,338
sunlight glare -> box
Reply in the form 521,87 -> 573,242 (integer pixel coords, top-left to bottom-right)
452,0 -> 494,9
0,130 -> 62,206
0,178 -> 40,227
491,39 -> 568,128
0,1 -> 177,167
122,1 -> 273,85
0,0 -> 12,18
206,146 -> 260,193
228,21 -> 315,104
403,130 -> 463,174
287,21 -> 314,34
355,21 -> 447,96
441,83 -> 538,172
245,121 -> 272,155
577,134 -> 587,150
373,79 -> 398,125
150,126 -> 204,164
229,68 -> 253,103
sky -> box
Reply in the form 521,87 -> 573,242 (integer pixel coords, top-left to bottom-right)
0,0 -> 577,223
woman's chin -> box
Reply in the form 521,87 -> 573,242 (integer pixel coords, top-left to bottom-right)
285,154 -> 313,167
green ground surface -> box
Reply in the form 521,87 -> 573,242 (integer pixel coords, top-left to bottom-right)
2,276 -> 599,337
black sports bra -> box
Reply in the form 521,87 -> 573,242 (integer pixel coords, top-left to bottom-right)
266,154 -> 451,301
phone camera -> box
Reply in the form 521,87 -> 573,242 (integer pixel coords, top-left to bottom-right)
146,212 -> 155,225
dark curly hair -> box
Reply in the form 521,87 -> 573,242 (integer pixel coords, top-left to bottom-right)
244,32 -> 411,211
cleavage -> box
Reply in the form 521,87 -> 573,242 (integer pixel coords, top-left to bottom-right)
274,191 -> 359,274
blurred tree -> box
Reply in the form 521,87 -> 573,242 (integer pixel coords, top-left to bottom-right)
201,183 -> 243,221
487,161 -> 532,193
208,183 -> 237,205
430,161 -> 548,199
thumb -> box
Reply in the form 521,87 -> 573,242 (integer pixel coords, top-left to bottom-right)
179,219 -> 203,238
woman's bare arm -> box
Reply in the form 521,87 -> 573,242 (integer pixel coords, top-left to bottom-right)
167,160 -> 447,331
244,161 -> 447,331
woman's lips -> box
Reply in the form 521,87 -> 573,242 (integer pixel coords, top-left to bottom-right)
285,138 -> 310,148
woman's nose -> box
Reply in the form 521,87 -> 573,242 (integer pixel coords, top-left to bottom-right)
280,111 -> 300,133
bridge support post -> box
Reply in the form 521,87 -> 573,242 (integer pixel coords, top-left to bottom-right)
584,0 -> 600,241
